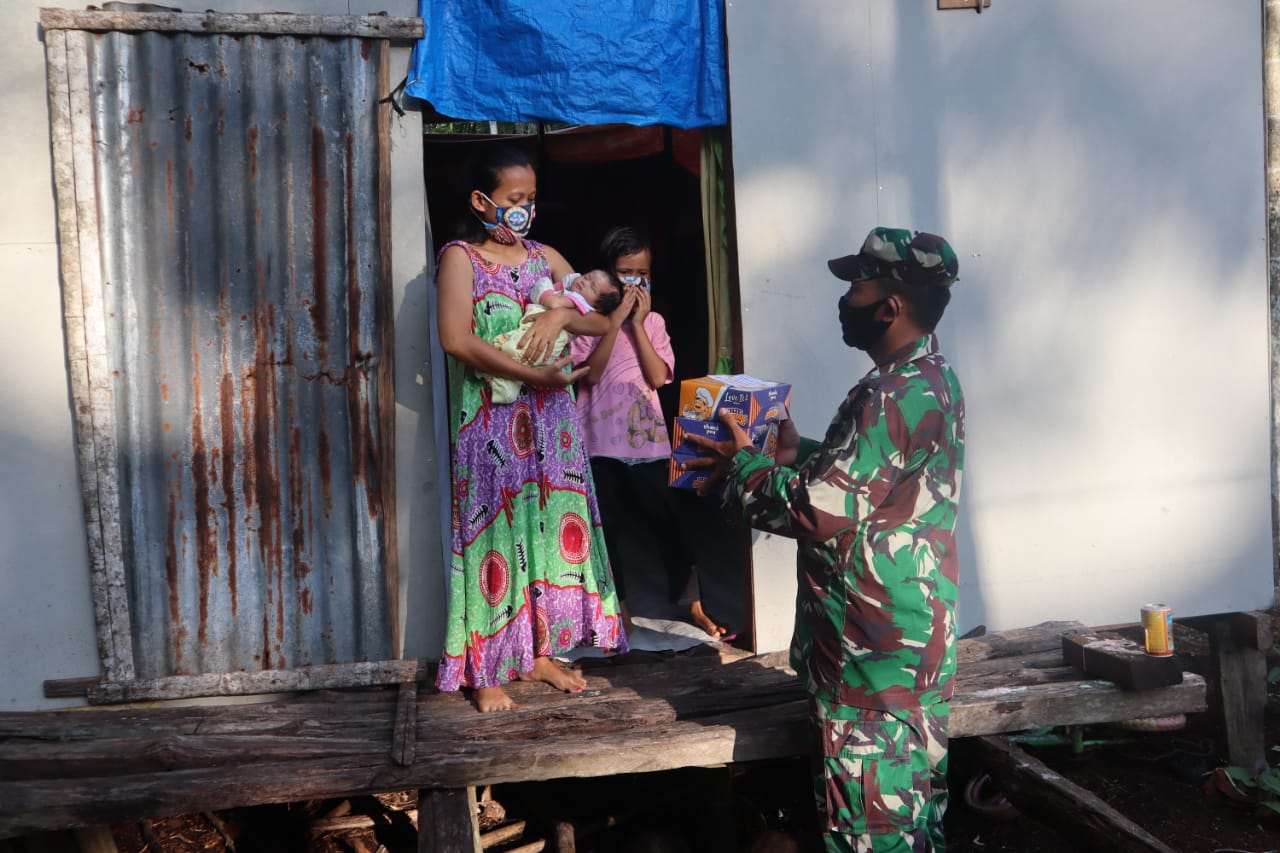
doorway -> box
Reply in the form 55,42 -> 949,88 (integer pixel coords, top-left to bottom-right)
422,124 -> 751,646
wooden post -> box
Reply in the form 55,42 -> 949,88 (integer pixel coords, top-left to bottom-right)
553,820 -> 577,853
1203,613 -> 1270,772
1267,1 -> 1280,609
417,787 -> 481,853
970,735 -> 1177,853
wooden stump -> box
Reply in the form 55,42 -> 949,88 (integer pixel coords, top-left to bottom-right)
1188,612 -> 1271,772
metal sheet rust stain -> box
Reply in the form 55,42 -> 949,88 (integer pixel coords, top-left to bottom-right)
84,29 -> 391,679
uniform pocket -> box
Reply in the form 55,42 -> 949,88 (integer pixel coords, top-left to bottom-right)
820,711 -> 931,836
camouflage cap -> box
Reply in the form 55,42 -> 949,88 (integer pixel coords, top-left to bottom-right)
828,227 -> 959,287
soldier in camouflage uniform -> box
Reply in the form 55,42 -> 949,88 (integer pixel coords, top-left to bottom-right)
687,227 -> 964,852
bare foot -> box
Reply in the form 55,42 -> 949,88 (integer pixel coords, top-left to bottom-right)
519,655 -> 587,693
473,685 -> 518,712
689,599 -> 729,639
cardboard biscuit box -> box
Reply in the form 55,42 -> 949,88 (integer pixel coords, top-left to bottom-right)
669,416 -> 779,491
676,374 -> 791,429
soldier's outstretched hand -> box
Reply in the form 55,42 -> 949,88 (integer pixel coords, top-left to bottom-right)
681,411 -> 752,495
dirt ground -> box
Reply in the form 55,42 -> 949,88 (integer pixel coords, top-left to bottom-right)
12,612 -> 1279,853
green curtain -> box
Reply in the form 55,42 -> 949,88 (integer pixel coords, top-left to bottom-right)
700,127 -> 735,374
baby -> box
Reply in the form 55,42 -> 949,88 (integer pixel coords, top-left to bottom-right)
484,270 -> 624,404
531,269 -> 624,316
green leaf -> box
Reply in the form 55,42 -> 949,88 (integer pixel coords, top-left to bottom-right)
1255,768 -> 1280,796
1224,766 -> 1257,787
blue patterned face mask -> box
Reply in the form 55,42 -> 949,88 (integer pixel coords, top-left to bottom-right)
477,193 -> 535,243
619,275 -> 651,293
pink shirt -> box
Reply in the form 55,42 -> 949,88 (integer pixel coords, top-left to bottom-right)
570,312 -> 675,462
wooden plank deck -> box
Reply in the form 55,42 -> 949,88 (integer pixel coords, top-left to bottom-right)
0,622 -> 1207,838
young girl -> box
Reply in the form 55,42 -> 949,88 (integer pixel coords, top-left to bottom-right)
435,145 -> 626,712
569,227 -> 728,639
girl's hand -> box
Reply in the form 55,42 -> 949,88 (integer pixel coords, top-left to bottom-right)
517,309 -> 569,364
531,357 -> 588,388
612,287 -> 640,331
630,285 -> 651,327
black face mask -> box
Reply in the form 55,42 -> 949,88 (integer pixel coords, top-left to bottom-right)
838,295 -> 892,350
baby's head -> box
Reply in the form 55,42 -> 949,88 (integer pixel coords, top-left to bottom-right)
570,269 -> 625,314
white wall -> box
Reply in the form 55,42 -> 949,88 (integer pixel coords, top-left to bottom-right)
726,0 -> 1274,647
1,0 -> 98,710
0,0 -> 443,710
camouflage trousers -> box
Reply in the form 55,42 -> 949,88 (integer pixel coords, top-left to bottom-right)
809,700 -> 950,853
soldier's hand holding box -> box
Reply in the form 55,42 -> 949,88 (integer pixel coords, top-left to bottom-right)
669,374 -> 790,491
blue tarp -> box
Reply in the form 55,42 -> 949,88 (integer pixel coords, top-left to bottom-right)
406,1 -> 727,129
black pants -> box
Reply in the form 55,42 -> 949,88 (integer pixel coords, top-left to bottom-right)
590,457 -> 701,604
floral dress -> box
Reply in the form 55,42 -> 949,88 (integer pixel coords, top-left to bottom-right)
436,239 -> 626,692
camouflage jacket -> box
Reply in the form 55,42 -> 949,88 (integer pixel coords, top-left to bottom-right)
722,334 -> 964,717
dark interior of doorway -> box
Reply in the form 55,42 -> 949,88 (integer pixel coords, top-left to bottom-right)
422,125 -> 750,644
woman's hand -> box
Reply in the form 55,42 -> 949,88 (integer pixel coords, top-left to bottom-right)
630,285 -> 651,328
517,308 -> 570,364
530,357 -> 588,388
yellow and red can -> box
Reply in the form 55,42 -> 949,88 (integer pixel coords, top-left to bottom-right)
1140,603 -> 1174,657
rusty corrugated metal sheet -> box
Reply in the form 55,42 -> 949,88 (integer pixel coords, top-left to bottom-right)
83,29 -> 391,677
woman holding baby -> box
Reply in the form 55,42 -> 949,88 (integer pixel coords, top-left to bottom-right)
434,144 -> 626,712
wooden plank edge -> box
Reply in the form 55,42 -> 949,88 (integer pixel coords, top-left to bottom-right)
62,23 -> 136,684
376,37 -> 401,663
971,735 -> 1177,852
0,705 -> 809,836
38,9 -> 424,39
87,659 -> 434,704
950,673 -> 1207,738
0,674 -> 1215,839
1176,611 -> 1273,650
43,676 -> 102,699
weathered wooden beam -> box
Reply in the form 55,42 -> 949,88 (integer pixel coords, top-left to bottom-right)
38,9 -> 424,39
0,625 -> 1214,838
46,23 -> 136,685
392,681 -> 418,767
41,676 -> 101,699
1061,632 -> 1183,690
950,673 -> 1207,737
1176,610 -> 1274,650
0,668 -> 1212,840
0,734 -> 384,781
309,809 -> 421,834
1202,615 -> 1269,772
374,35 -> 401,665
87,658 -> 432,703
956,621 -> 1085,663
479,821 -> 527,849
44,625 -> 1078,705
417,787 -> 480,853
504,841 -> 546,853
970,735 -> 1177,852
